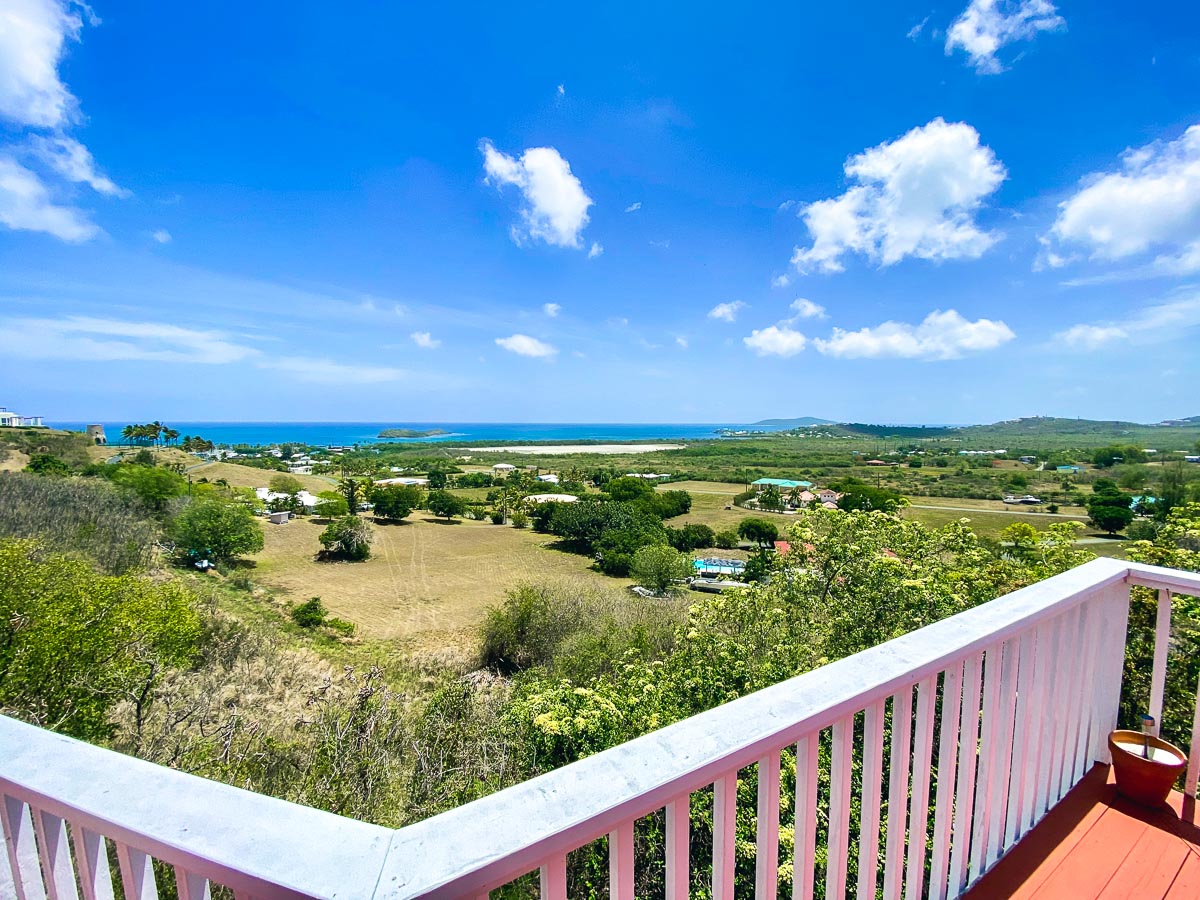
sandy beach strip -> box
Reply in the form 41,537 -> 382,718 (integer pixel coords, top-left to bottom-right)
466,443 -> 685,455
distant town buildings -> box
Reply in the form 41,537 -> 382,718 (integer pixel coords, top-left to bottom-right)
0,407 -> 44,428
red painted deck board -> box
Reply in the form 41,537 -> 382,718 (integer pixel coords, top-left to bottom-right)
967,765 -> 1200,900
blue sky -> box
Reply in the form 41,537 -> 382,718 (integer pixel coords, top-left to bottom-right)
1,0 -> 1198,424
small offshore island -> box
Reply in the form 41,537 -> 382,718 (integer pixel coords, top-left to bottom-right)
377,427 -> 449,438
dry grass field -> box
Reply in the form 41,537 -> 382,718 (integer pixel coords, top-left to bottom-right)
187,460 -> 333,492
249,513 -> 625,649
661,480 -> 1113,548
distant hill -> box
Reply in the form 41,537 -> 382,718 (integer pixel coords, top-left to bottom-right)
750,416 -> 836,428
1159,416 -> 1200,426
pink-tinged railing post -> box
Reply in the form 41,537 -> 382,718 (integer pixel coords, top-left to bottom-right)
8,559 -> 1200,900
1148,589 -> 1172,738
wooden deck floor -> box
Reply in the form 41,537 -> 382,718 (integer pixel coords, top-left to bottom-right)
968,765 -> 1200,899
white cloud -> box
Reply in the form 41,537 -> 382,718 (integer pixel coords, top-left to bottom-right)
946,0 -> 1065,74
543,302 -> 561,317
1055,293 -> 1200,350
707,301 -> 746,322
1057,324 -> 1127,350
624,201 -> 641,213
1048,125 -> 1200,275
410,330 -> 440,349
907,16 -> 929,40
675,336 -> 688,349
744,325 -> 808,357
588,241 -> 604,258
260,357 -> 409,384
771,274 -> 790,288
791,118 -> 1006,273
151,228 -> 171,244
0,0 -> 89,129
480,141 -> 593,249
0,155 -> 98,241
1,315 -> 258,364
790,298 -> 827,319
29,135 -> 126,196
495,333 -> 558,358
814,309 -> 1015,360
556,84 -> 565,96
649,239 -> 671,249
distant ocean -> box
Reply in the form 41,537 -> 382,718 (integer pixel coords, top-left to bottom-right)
49,421 -> 764,447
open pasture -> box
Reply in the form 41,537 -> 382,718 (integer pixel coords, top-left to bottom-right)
250,513 -> 624,649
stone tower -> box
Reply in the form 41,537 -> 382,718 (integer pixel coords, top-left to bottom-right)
86,424 -> 107,445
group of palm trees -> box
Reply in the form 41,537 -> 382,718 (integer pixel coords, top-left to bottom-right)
119,422 -> 181,446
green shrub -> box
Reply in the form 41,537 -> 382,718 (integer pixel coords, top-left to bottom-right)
291,597 -> 328,628
318,516 -> 373,560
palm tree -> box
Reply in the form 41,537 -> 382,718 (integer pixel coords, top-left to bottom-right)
163,428 -> 180,446
121,425 -> 135,446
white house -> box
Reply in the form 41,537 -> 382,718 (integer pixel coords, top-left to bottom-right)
492,463 -> 517,473
536,473 -> 560,484
0,407 -> 44,427
255,487 -> 320,510
524,493 -> 579,504
287,465 -> 314,475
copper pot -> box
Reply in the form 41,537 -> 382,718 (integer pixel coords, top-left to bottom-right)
1108,730 -> 1187,807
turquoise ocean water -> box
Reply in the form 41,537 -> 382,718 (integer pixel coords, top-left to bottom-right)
49,421 -> 765,447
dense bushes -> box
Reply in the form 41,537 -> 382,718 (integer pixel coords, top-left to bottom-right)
0,473 -> 158,573
0,539 -> 202,741
479,581 -> 685,678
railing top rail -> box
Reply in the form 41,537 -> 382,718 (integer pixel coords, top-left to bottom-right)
5,559 -> 1199,899
0,719 -> 394,898
376,557 -> 1166,897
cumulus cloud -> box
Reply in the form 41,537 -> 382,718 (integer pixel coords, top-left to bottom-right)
707,301 -> 746,322
495,333 -> 558,358
744,325 -> 808,357
410,331 -> 440,349
813,309 -> 1015,360
624,201 -> 641,213
480,141 -> 593,249
151,228 -> 171,244
675,336 -> 688,349
0,155 -> 98,241
1047,125 -> 1200,275
791,118 -> 1006,273
543,302 -> 561,317
588,241 -> 604,258
771,274 -> 790,288
0,0 -> 89,129
1055,293 -> 1200,350
0,2 -> 125,242
946,0 -> 1065,74
1,315 -> 259,364
790,298 -> 827,319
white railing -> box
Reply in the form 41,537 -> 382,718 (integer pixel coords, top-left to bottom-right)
4,558 -> 1200,899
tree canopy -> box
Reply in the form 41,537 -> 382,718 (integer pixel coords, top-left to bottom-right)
172,497 -> 264,563
318,515 -> 373,560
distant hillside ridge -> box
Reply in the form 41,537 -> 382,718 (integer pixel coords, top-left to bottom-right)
750,416 -> 836,428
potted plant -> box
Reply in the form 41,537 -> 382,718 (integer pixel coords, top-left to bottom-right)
1108,715 -> 1188,807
